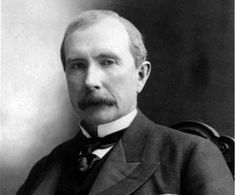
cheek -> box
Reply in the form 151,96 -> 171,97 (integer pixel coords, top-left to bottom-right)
108,71 -> 138,99
66,74 -> 83,96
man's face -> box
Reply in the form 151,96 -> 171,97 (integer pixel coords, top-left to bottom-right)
64,18 -> 144,125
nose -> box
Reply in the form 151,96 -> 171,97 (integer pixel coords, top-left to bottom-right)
84,63 -> 102,90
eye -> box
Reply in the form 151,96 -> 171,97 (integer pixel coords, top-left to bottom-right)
69,61 -> 86,70
100,59 -> 116,66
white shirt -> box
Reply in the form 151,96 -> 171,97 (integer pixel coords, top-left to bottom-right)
80,109 -> 137,158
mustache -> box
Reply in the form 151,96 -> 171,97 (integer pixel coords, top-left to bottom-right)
78,93 -> 117,110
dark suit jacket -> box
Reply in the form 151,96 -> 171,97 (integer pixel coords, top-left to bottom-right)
17,111 -> 233,195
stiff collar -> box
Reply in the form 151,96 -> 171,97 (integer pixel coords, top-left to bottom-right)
80,109 -> 137,138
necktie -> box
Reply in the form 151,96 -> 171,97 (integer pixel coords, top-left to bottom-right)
76,130 -> 125,172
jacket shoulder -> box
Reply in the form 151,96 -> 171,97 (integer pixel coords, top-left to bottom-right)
16,137 -> 76,195
147,120 -> 210,150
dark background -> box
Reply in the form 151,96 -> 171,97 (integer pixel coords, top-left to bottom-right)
1,0 -> 233,194
98,0 -> 234,136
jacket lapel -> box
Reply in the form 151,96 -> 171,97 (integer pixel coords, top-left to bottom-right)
32,131 -> 88,195
89,111 -> 160,195
88,140 -> 140,195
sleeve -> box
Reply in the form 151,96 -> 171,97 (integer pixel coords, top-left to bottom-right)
16,155 -> 49,195
181,139 -> 234,195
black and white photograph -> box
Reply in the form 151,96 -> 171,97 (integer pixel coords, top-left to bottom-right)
1,0 -> 234,194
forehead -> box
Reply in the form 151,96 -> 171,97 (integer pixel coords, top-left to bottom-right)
64,18 -> 131,58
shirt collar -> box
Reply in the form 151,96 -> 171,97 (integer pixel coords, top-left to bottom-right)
80,109 -> 137,138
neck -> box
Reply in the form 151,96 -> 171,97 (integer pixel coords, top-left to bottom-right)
80,120 -> 98,137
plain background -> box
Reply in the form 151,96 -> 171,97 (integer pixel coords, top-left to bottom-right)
1,0 -> 233,194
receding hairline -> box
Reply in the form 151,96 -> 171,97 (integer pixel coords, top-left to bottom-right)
64,17 -> 131,46
65,10 -> 122,35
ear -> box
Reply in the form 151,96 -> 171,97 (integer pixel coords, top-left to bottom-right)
137,61 -> 151,93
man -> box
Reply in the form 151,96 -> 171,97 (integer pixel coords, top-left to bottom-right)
17,10 -> 233,195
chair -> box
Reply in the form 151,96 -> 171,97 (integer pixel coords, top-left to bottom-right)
171,121 -> 234,177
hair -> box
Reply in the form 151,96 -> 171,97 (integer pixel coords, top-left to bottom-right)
60,10 -> 147,70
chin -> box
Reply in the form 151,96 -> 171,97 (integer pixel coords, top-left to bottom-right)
81,106 -> 119,125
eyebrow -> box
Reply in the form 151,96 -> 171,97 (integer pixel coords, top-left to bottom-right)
95,52 -> 121,62
67,58 -> 86,64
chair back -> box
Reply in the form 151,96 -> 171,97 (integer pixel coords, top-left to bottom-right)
171,121 -> 234,177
